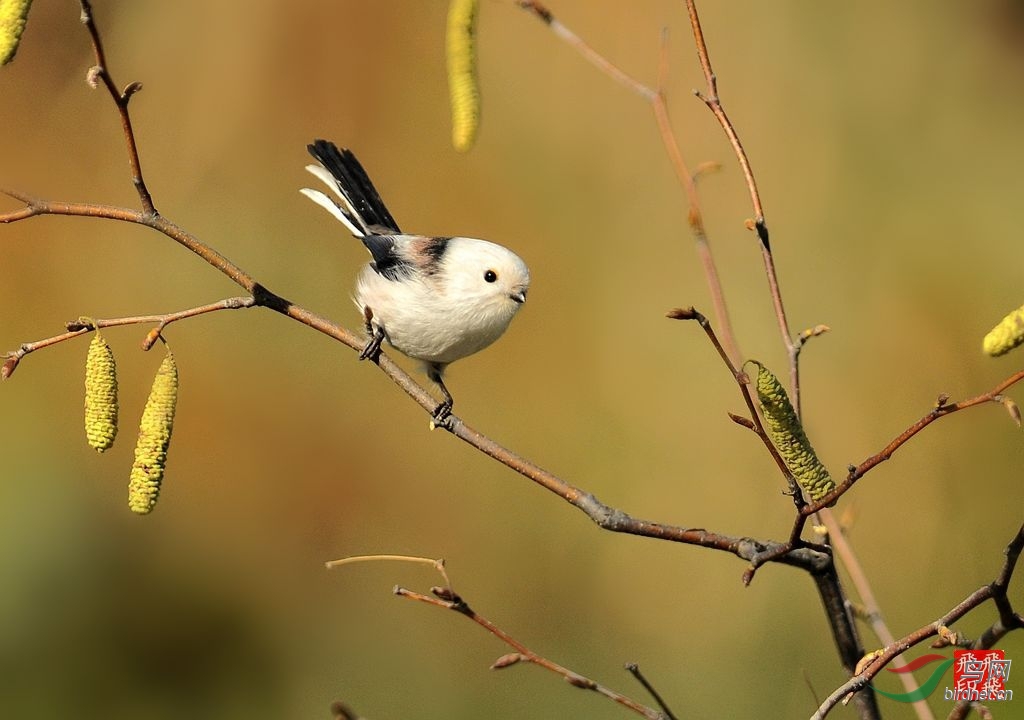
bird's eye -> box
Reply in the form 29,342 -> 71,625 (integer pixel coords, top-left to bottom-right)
484,269 -> 498,283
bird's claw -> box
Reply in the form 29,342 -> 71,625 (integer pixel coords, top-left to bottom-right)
429,400 -> 454,430
359,326 -> 385,361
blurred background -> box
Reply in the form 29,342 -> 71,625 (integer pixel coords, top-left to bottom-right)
2,1 -> 1023,718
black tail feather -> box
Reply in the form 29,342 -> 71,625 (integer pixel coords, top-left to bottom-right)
307,139 -> 402,234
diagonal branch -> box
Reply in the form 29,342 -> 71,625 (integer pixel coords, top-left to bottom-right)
518,0 -> 741,366
806,370 -> 1024,511
0,188 -> 833,571
812,523 -> 1024,719
396,585 -> 669,720
681,0 -> 801,415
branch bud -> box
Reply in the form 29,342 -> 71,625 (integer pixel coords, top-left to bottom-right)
490,653 -> 523,670
86,65 -> 103,89
122,80 -> 143,99
1,355 -> 19,379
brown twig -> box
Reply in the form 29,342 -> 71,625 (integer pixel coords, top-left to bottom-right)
1,297 -> 254,378
667,306 -> 802,513
395,585 -> 669,720
79,0 -> 154,214
681,0 -> 800,412
325,554 -> 453,591
816,507 -> 934,718
0,7 -> 843,582
0,196 -> 835,572
518,0 -> 741,367
811,524 -> 1024,719
806,369 -> 1024,511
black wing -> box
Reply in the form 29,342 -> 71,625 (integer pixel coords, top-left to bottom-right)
361,234 -> 414,281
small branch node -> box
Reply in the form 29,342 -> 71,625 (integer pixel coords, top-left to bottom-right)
65,317 -> 96,332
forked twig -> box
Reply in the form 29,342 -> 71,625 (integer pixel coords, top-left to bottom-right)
1,297 -> 255,378
395,585 -> 669,720
0,0 -> 840,583
329,555 -> 671,719
518,0 -> 740,367
808,369 -> 1024,511
80,0 -> 154,214
812,524 -> 1024,719
681,0 -> 803,416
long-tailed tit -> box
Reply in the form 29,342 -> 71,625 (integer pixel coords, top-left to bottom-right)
301,139 -> 530,420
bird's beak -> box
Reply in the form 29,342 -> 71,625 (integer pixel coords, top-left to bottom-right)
510,289 -> 527,304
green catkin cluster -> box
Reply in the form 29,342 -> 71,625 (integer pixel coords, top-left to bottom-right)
0,0 -> 33,65
752,361 -> 836,503
982,304 -> 1024,357
128,351 -> 178,515
446,0 -> 480,152
84,333 -> 118,452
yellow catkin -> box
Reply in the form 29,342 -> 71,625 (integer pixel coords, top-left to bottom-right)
982,304 -> 1024,357
84,333 -> 118,452
752,361 -> 836,503
0,0 -> 33,66
128,351 -> 178,515
446,0 -> 480,152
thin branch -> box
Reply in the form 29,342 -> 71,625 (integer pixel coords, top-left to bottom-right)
518,0 -> 741,367
325,554 -> 453,591
806,370 -> 1024,511
667,307 -> 798,499
395,585 -> 669,720
818,507 -> 934,718
812,524 -> 1024,719
2,297 -> 255,379
1,194 -> 838,578
625,663 -> 679,720
516,1 -> 654,101
79,0 -> 155,214
681,0 -> 799,413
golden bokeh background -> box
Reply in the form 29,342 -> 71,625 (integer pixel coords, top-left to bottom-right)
1,1 -> 1023,718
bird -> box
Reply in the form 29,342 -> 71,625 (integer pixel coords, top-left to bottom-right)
301,139 -> 530,421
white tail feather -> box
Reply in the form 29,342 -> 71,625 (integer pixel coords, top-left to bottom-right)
299,188 -> 364,237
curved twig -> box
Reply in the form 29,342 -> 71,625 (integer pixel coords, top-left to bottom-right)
395,585 -> 669,720
518,0 -> 741,366
812,524 -> 1024,719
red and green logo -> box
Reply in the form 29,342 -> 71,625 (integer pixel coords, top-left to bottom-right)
875,650 -> 1012,703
